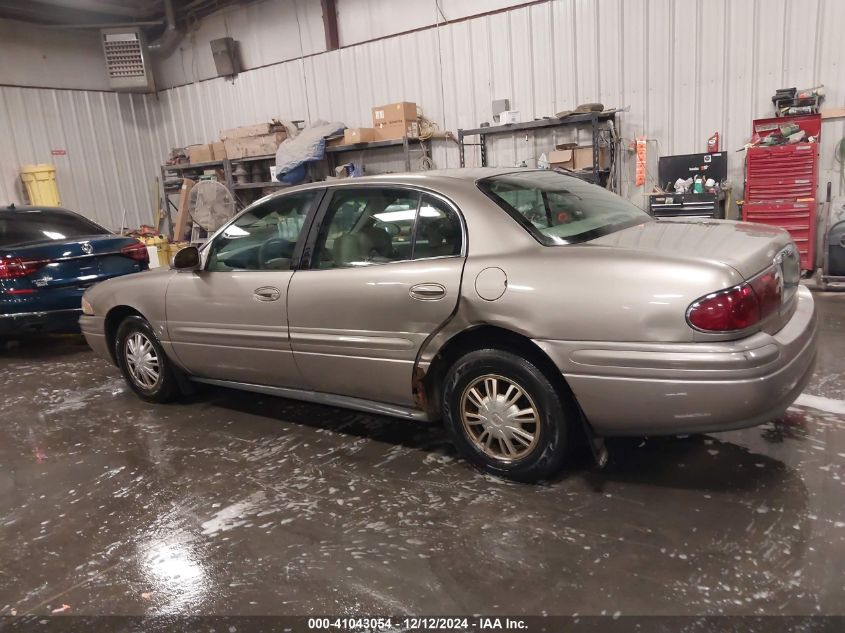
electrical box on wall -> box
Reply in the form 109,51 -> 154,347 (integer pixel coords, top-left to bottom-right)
210,37 -> 239,77
101,28 -> 155,92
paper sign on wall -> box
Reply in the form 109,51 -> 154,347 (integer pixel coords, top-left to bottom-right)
635,137 -> 647,187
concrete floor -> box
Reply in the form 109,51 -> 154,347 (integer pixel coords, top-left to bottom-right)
0,293 -> 844,618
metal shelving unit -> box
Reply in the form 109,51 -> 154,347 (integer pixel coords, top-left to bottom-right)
160,153 -> 289,237
325,136 -> 430,172
233,181 -> 290,190
458,111 -> 618,187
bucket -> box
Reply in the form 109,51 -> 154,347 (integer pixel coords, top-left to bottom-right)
20,164 -> 60,206
141,236 -> 189,268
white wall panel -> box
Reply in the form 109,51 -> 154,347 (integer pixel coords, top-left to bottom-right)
336,0 -> 532,46
0,18 -> 110,91
2,0 -> 845,230
0,86 -> 160,230
153,0 -> 324,88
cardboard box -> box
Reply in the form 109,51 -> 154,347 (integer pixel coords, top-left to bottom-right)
573,146 -> 609,170
548,149 -> 574,169
211,141 -> 226,160
548,146 -> 609,170
343,127 -> 375,144
220,122 -> 275,140
372,102 -> 418,127
372,102 -> 420,140
373,119 -> 420,141
223,132 -> 287,159
187,144 -> 213,164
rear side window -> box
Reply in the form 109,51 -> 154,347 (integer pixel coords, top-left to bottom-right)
312,188 -> 417,269
478,170 -> 651,245
413,195 -> 462,259
310,188 -> 463,270
0,209 -> 109,247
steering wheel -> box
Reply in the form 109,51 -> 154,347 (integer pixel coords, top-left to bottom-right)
258,237 -> 291,269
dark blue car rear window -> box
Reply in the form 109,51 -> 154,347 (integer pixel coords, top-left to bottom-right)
0,210 -> 108,247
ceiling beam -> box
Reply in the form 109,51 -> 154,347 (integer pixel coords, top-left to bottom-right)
320,0 -> 339,51
23,0 -> 160,18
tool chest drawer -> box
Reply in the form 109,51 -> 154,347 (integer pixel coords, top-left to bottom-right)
745,144 -> 818,202
742,201 -> 816,271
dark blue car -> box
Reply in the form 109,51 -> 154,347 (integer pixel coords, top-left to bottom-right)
0,205 -> 149,338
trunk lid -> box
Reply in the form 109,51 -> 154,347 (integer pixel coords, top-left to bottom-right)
1,235 -> 146,292
589,218 -> 794,280
589,218 -> 801,335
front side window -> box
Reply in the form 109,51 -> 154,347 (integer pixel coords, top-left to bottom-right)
206,190 -> 318,272
478,170 -> 651,245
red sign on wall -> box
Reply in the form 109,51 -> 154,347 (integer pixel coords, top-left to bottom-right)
50,149 -> 67,156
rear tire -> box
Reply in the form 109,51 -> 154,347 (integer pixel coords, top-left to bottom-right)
115,316 -> 181,403
442,348 -> 571,482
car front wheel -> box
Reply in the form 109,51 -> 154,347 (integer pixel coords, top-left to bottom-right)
442,348 -> 571,482
115,315 -> 181,403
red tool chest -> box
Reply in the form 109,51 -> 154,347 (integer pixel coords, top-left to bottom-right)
742,201 -> 816,270
742,114 -> 820,271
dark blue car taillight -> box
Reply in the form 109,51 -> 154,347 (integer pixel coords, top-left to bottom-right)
120,242 -> 150,266
0,256 -> 46,280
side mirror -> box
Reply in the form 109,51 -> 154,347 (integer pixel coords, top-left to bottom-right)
172,246 -> 200,271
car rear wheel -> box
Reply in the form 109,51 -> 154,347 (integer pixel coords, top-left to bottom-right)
115,316 -> 181,403
442,348 -> 571,482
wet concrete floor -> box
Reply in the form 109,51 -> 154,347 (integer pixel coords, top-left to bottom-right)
0,293 -> 844,617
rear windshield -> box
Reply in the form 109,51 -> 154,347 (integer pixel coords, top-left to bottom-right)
478,170 -> 651,245
0,209 -> 109,247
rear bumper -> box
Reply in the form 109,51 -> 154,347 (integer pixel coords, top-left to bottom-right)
79,315 -> 111,361
535,286 -> 818,436
0,308 -> 83,336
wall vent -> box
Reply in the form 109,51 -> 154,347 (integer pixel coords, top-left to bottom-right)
102,28 -> 156,92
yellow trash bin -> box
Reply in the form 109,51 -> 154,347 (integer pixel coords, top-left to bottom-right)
20,164 -> 60,206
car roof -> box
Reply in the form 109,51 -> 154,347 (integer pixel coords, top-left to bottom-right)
334,167 -> 530,185
248,167 -> 552,211
1,204 -> 75,214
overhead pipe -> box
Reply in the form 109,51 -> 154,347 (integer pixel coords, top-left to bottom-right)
43,20 -> 164,29
147,0 -> 181,57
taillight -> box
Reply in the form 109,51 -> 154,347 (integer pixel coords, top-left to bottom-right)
121,241 -> 150,264
686,265 -> 783,332
749,267 -> 783,318
0,256 -> 45,279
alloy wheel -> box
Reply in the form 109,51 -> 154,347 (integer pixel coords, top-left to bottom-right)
460,374 -> 541,462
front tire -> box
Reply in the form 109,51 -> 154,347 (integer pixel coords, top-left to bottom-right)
115,316 -> 181,403
442,349 -> 571,482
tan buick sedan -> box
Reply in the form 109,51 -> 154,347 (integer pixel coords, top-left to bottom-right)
80,169 -> 817,481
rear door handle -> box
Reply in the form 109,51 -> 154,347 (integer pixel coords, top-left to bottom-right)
409,283 -> 446,301
254,286 -> 281,301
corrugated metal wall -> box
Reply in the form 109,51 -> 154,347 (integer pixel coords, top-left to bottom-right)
2,0 -> 844,229
0,87 -> 162,229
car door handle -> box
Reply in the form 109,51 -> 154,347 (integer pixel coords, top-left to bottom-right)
409,283 -> 446,301
254,286 -> 281,301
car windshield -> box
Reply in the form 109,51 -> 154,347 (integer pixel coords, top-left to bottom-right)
478,170 -> 651,245
0,209 -> 109,247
